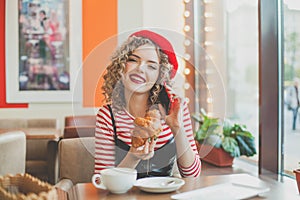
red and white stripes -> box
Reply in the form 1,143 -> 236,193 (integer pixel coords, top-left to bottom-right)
94,104 -> 201,177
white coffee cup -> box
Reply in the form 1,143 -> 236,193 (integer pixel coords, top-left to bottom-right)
92,167 -> 137,194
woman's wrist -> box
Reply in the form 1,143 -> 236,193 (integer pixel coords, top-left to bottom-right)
166,119 -> 181,133
127,150 -> 142,162
170,125 -> 182,136
118,151 -> 141,168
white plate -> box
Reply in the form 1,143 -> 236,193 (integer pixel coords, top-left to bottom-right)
171,182 -> 270,200
134,177 -> 185,193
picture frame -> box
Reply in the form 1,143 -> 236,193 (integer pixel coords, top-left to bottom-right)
5,0 -> 82,103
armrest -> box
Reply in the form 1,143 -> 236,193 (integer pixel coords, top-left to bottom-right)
55,178 -> 74,192
47,138 -> 62,184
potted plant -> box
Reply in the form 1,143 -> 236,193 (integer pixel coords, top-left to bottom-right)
192,109 -> 257,167
294,162 -> 300,194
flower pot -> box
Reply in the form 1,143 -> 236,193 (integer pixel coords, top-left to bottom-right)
196,142 -> 234,167
294,169 -> 300,194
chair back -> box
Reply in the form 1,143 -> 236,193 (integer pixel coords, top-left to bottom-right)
58,137 -> 94,184
63,126 -> 95,138
64,115 -> 96,127
0,131 -> 26,175
64,115 -> 96,138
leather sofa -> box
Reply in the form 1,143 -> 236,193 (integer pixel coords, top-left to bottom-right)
0,118 -> 61,184
0,131 -> 26,175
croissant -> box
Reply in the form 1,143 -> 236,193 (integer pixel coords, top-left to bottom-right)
131,109 -> 162,148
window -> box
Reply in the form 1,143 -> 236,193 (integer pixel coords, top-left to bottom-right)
283,0 -> 300,176
193,0 -> 259,161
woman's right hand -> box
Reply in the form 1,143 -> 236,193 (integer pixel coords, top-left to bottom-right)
129,137 -> 157,160
117,133 -> 157,169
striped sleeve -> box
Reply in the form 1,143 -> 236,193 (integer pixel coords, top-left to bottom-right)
178,155 -> 201,177
177,101 -> 201,177
94,106 -> 116,174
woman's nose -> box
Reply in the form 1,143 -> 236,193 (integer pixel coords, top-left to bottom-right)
136,61 -> 147,72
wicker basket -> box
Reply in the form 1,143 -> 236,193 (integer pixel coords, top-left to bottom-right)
0,173 -> 58,200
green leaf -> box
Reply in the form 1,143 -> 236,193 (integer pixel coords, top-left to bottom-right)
235,135 -> 257,157
207,124 -> 220,135
193,110 -> 256,158
223,119 -> 233,136
205,134 -> 222,148
203,118 -> 218,130
222,137 -> 240,157
235,130 -> 254,139
195,128 -> 206,141
191,113 -> 202,122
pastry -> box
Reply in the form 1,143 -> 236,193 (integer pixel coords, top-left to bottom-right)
131,109 -> 162,148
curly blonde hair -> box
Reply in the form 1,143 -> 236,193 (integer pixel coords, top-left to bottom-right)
102,36 -> 173,110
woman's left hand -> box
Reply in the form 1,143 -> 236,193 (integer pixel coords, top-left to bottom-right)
158,84 -> 183,132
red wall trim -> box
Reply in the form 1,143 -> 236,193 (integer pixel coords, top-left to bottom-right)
0,0 -> 28,108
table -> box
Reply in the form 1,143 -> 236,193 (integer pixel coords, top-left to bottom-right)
22,128 -> 61,139
67,173 -> 299,200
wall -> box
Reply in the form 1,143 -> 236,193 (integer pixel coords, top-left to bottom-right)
0,0 -> 185,129
0,0 -> 117,128
118,0 -> 184,54
118,0 -> 186,97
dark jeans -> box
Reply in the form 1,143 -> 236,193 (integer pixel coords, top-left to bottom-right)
292,107 -> 299,130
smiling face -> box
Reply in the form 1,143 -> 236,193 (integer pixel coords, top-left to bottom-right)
122,44 -> 160,94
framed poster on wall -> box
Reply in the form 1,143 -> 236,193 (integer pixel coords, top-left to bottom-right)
5,0 -> 82,103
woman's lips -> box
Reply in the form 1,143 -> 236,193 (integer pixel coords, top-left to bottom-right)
129,74 -> 146,84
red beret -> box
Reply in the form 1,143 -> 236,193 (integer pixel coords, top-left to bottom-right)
130,30 -> 178,79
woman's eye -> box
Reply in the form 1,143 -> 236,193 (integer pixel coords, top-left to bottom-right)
127,57 -> 138,63
149,65 -> 158,70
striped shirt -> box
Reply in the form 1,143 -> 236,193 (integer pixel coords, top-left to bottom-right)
94,103 -> 201,177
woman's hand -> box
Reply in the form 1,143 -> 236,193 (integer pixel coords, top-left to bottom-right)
129,137 -> 157,160
158,84 -> 183,132
118,127 -> 157,169
118,136 -> 156,169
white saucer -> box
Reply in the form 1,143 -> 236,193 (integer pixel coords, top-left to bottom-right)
134,177 -> 185,193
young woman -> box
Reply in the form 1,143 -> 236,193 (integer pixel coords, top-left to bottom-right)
94,30 -> 201,178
